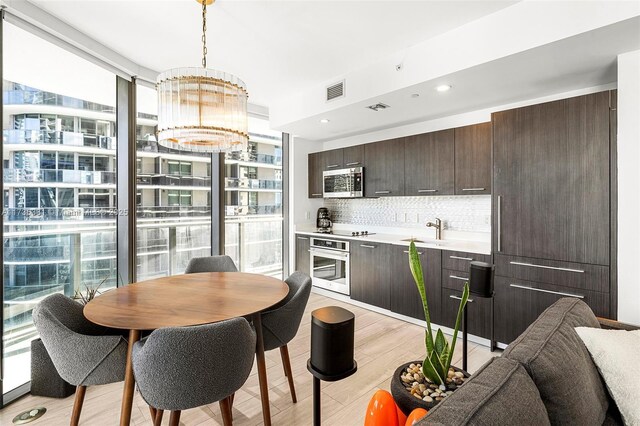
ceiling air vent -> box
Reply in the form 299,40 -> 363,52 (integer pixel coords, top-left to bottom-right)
365,102 -> 390,112
326,81 -> 345,101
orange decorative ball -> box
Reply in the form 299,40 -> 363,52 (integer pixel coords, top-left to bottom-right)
405,408 -> 428,426
363,390 -> 400,426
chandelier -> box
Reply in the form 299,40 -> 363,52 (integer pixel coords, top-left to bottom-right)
156,0 -> 248,153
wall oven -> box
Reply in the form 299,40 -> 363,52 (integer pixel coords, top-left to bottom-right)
309,237 -> 350,295
323,167 -> 364,198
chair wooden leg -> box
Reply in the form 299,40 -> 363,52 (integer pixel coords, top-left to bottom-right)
70,385 -> 86,426
169,410 -> 181,426
149,406 -> 157,421
280,344 -> 297,403
220,396 -> 233,426
154,409 -> 164,426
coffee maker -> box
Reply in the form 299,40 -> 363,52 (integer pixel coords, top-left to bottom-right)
316,208 -> 332,233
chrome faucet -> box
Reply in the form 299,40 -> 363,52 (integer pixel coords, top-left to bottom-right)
426,218 -> 442,240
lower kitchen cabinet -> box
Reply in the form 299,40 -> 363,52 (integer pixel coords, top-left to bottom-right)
350,241 -> 391,310
493,276 -> 610,344
441,287 -> 492,339
390,246 -> 441,323
295,235 -> 310,275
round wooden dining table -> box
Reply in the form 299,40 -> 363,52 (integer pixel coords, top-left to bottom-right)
84,272 -> 290,426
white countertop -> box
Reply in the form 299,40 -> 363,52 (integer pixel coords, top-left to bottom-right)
295,224 -> 492,255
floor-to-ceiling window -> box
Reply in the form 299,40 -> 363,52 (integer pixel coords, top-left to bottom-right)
224,116 -> 283,278
135,85 -> 213,281
2,23 -> 117,395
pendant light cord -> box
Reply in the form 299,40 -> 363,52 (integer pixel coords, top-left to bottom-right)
201,1 -> 208,68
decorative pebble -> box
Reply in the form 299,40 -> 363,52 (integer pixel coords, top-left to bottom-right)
454,371 -> 464,379
430,393 -> 438,398
414,393 -> 423,400
435,397 -> 443,401
447,370 -> 455,378
423,396 -> 433,402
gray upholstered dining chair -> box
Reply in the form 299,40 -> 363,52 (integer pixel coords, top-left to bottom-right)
259,271 -> 312,403
32,293 -> 128,426
184,255 -> 238,273
132,317 -> 256,426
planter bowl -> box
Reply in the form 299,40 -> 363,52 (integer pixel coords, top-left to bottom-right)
390,361 -> 470,415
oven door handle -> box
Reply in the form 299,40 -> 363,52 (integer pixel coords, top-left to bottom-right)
309,247 -> 350,260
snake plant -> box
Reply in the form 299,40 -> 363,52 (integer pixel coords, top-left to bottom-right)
408,241 -> 469,386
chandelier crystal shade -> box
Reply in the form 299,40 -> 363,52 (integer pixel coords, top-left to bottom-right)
156,1 -> 248,153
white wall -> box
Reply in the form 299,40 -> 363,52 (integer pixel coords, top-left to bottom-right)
617,49 -> 640,325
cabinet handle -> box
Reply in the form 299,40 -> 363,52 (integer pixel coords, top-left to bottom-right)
327,164 -> 340,168
462,188 -> 485,191
449,275 -> 468,281
450,295 -> 474,303
418,189 -> 438,193
497,195 -> 502,252
297,236 -> 309,240
311,193 -> 322,197
403,250 -> 423,255
345,161 -> 360,166
449,255 -> 473,261
374,190 -> 391,194
509,261 -> 585,274
509,284 -> 584,299
360,244 -> 376,249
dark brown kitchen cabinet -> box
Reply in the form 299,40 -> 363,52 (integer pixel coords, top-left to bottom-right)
404,130 -> 455,196
390,246 -> 441,323
350,241 -> 391,310
295,235 -> 310,275
364,138 -> 405,197
493,276 -> 610,344
493,92 -> 611,265
308,152 -> 324,198
441,287 -> 492,339
343,145 -> 365,168
454,123 -> 491,195
322,148 -> 344,171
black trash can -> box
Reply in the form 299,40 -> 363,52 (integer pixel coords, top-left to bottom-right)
31,338 -> 75,398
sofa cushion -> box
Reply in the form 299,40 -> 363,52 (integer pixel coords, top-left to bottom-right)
503,298 -> 608,425
417,357 -> 550,426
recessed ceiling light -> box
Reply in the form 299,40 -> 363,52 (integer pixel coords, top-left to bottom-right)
411,93 -> 420,98
436,85 -> 452,92
320,119 -> 330,124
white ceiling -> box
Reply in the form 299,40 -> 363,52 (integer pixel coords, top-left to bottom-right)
27,0 -> 519,106
283,16 -> 640,141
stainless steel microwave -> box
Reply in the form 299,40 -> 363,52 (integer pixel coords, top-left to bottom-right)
323,167 -> 364,198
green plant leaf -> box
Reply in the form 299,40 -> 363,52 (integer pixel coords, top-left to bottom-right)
422,354 -> 444,386
409,242 -> 434,354
435,329 -> 447,356
445,282 -> 470,370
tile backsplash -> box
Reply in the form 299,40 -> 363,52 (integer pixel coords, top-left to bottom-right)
324,195 -> 491,233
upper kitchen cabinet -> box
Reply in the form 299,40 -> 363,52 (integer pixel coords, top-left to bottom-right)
454,123 -> 492,195
405,130 -> 455,196
343,145 -> 365,168
308,152 -> 324,198
493,92 -> 611,265
364,138 -> 405,197
322,148 -> 344,171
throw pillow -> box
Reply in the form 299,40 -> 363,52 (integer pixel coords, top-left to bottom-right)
575,327 -> 640,426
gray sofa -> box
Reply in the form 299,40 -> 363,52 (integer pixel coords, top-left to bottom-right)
419,298 -> 636,426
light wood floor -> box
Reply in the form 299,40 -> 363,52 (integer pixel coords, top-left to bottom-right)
0,293 -> 498,425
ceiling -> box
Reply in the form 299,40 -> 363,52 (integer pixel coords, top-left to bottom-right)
283,16 -> 640,141
27,0 -> 519,107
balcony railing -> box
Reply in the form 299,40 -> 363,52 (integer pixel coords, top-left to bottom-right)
225,178 -> 282,190
137,174 -> 211,187
3,88 -> 114,113
4,168 -> 116,185
225,205 -> 282,216
225,151 -> 282,166
136,205 -> 212,219
4,129 -> 115,150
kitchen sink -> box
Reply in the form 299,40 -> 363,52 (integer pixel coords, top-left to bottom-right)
401,238 -> 426,243
401,238 -> 449,246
